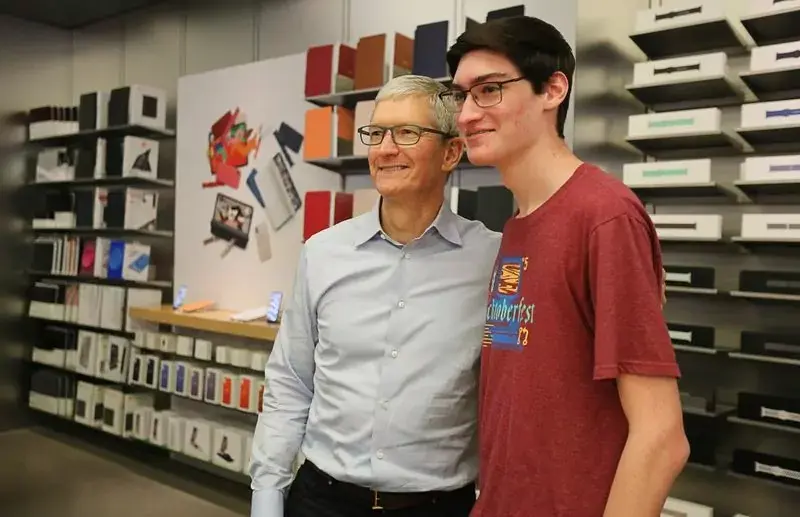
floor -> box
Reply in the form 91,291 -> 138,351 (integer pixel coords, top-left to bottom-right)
0,427 -> 249,517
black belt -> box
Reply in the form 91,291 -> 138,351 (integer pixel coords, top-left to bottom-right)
303,460 -> 474,511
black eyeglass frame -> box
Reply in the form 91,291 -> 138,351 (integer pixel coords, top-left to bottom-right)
356,124 -> 454,146
438,77 -> 527,111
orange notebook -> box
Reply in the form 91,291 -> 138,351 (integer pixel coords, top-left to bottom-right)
392,34 -> 414,79
355,34 -> 387,90
336,107 -> 354,157
304,107 -> 333,160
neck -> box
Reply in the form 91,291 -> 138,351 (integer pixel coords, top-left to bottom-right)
380,191 -> 444,244
498,131 -> 583,217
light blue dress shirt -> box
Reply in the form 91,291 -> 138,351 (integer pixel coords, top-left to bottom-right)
249,200 -> 501,517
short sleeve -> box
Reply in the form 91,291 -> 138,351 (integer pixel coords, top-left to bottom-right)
589,213 -> 680,381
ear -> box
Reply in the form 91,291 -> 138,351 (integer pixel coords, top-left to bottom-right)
544,71 -> 570,111
441,137 -> 465,173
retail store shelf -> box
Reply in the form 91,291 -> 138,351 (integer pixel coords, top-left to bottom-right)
741,7 -> 800,46
730,290 -> 800,304
129,305 -> 279,341
306,77 -> 452,109
625,76 -> 744,110
29,124 -> 175,147
728,416 -> 800,435
629,182 -> 738,200
629,18 -> 748,60
735,179 -> 800,197
31,227 -> 174,239
626,130 -> 745,159
741,67 -> 800,100
27,271 -> 172,289
728,352 -> 800,367
736,124 -> 800,152
27,177 -> 174,190
665,286 -> 722,297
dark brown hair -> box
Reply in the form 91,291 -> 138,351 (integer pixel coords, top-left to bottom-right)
447,16 -> 576,138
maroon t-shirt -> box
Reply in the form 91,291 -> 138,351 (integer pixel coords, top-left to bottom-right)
472,163 -> 680,517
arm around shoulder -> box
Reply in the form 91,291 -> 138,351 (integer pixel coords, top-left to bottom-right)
249,246 -> 318,517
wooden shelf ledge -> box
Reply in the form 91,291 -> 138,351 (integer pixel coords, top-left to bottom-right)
129,305 -> 278,341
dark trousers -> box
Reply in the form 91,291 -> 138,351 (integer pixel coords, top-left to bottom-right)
285,461 -> 476,517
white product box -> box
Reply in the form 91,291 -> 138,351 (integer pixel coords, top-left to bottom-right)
158,360 -> 175,393
250,351 -> 269,372
741,213 -> 800,240
133,407 -> 153,441
101,336 -> 129,383
188,365 -> 205,401
194,339 -> 213,361
623,159 -> 712,187
747,0 -> 800,17
150,411 -> 168,447
212,427 -> 247,472
74,381 -> 96,426
129,355 -> 144,385
215,345 -> 230,364
632,52 -> 727,87
184,419 -> 213,462
230,348 -> 251,368
204,368 -> 223,404
628,108 -> 721,138
238,375 -> 259,413
122,393 -> 154,439
176,335 -> 194,357
635,0 -> 726,34
121,136 -> 159,179
145,331 -> 159,350
101,388 -> 125,436
740,154 -> 800,182
749,40 -> 800,73
220,373 -> 240,409
159,333 -> 177,353
650,214 -> 723,240
167,415 -> 186,453
133,331 -> 146,348
74,330 -> 98,376
661,497 -> 713,517
174,362 -> 190,397
741,99 -> 800,129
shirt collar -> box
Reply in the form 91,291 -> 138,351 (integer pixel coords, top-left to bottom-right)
353,196 -> 463,248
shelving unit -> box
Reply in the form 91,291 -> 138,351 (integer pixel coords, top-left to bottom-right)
624,4 -> 800,511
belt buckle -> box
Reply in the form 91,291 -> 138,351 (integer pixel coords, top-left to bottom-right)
372,490 -> 383,510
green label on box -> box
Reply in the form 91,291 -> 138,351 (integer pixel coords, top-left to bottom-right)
642,168 -> 689,177
648,118 -> 695,128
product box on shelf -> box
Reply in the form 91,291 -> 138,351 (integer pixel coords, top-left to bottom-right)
159,360 -> 176,393
740,154 -> 800,182
661,497 -> 714,517
78,91 -> 109,131
105,136 -> 160,179
304,43 -> 356,97
740,330 -> 800,360
212,427 -> 248,472
167,414 -> 186,453
749,40 -> 800,73
667,322 -> 715,349
176,335 -> 194,357
188,365 -> 205,401
108,84 -> 167,130
28,105 -> 79,140
740,98 -> 800,129
634,0 -> 727,34
101,388 -> 124,436
238,375 -> 259,413
35,148 -> 77,183
303,191 -> 354,242
623,159 -> 712,186
149,410 -> 169,447
739,270 -> 800,295
649,214 -> 723,240
304,106 -> 354,160
204,368 -> 222,404
632,52 -> 727,87
740,213 -> 800,240
353,32 -> 414,90
746,0 -> 800,16
737,392 -> 800,430
732,450 -> 800,488
628,108 -> 721,138
174,361 -> 189,397
194,339 -> 213,361
183,418 -> 213,462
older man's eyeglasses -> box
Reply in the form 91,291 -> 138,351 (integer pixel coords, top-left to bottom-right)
357,124 -> 452,146
439,77 -> 526,112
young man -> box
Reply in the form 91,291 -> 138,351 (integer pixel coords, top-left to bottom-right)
249,75 -> 499,517
444,16 -> 689,517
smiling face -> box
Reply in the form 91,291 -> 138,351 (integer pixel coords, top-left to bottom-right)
367,95 -> 462,200
452,49 -> 566,168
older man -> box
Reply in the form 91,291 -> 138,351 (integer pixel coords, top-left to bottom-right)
249,74 -> 499,517
445,15 -> 688,517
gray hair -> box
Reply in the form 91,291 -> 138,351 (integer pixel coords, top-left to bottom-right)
374,75 -> 458,136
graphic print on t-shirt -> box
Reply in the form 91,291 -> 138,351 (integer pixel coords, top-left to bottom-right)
482,255 -> 536,351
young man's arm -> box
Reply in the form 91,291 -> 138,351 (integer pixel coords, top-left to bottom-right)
249,246 -> 318,517
589,213 -> 689,517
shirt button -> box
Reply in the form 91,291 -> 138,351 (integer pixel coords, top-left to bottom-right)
397,300 -> 405,308
376,450 -> 384,459
391,349 -> 398,358
403,252 -> 410,259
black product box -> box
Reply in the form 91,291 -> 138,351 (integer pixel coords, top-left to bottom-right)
667,322 -> 715,349
740,270 -> 800,295
741,330 -> 800,361
732,450 -> 800,488
737,392 -> 800,430
664,265 -> 715,288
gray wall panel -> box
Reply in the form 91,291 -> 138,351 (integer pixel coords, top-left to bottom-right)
184,0 -> 257,75
71,17 -> 125,99
257,0 -> 346,60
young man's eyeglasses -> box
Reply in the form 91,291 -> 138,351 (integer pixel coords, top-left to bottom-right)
357,124 -> 453,146
439,77 -> 526,112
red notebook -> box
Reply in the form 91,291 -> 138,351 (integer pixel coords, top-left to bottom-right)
305,45 -> 334,97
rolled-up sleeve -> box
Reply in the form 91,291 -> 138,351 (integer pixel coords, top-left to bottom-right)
249,246 -> 317,517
